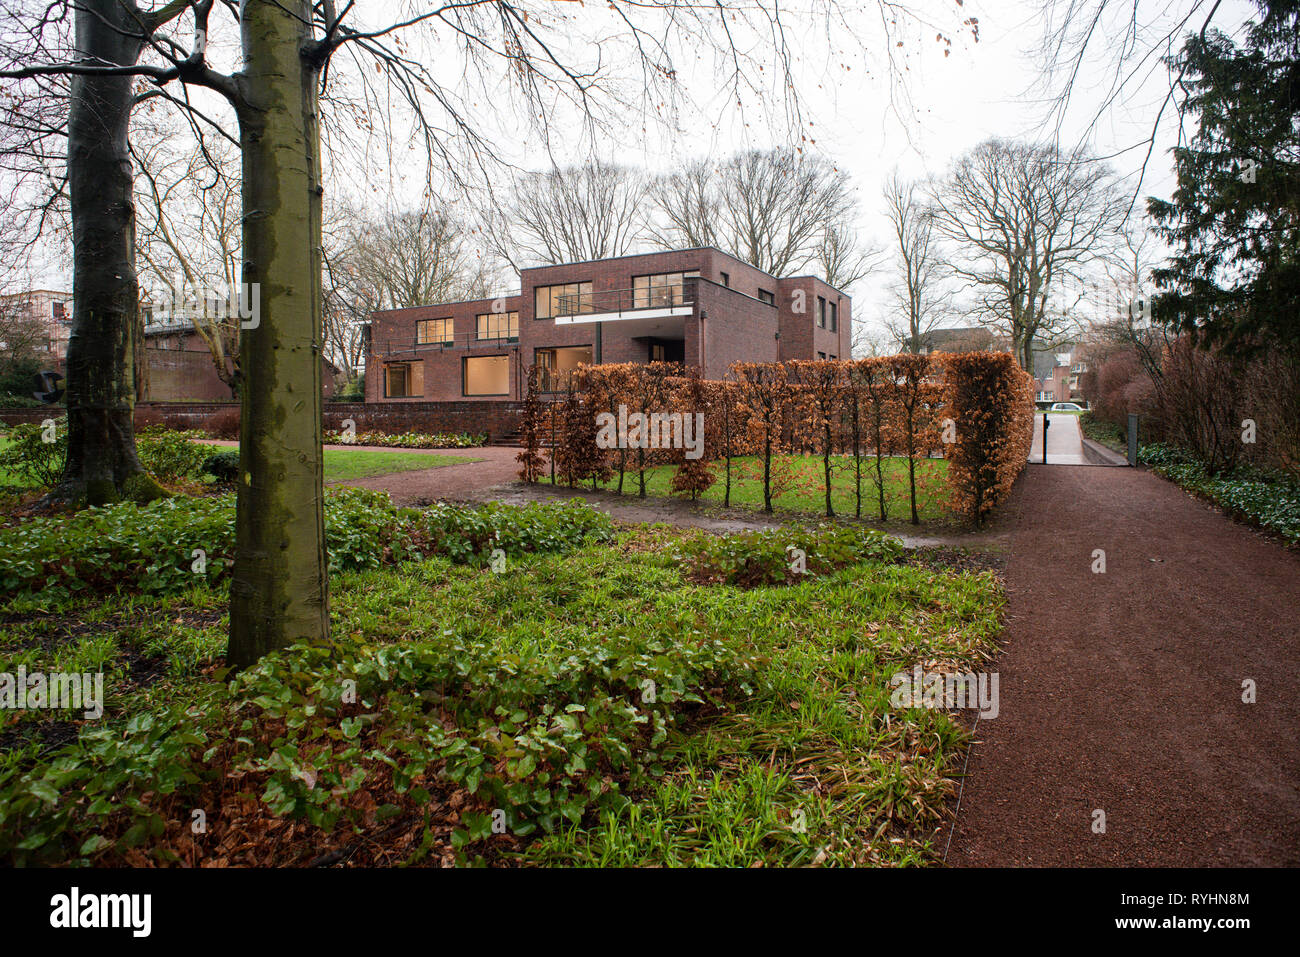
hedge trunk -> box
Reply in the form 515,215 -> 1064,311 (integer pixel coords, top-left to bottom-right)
227,0 -> 329,670
57,0 -> 165,506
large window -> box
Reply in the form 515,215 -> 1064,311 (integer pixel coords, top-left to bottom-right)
385,361 -> 424,398
535,346 -> 592,392
829,302 -> 838,332
417,318 -> 454,345
816,296 -> 827,328
632,271 -> 699,307
535,282 -> 593,319
464,355 -> 510,396
476,311 -> 519,341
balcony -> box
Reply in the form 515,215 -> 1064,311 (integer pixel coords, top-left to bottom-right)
382,329 -> 518,356
552,281 -> 696,325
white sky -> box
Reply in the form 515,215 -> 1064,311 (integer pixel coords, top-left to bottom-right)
27,0 -> 1260,343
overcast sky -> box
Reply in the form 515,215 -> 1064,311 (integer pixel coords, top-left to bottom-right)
27,0 -> 1259,344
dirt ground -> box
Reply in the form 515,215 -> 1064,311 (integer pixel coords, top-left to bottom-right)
942,464 -> 1300,867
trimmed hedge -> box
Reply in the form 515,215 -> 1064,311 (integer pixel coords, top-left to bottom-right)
530,353 -> 1035,524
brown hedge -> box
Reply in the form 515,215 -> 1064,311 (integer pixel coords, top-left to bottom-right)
523,351 -> 1034,524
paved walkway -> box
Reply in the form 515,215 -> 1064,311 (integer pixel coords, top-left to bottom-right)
1030,413 -> 1089,465
945,464 -> 1300,866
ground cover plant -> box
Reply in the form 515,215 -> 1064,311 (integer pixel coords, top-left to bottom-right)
323,430 -> 487,450
0,496 -> 1004,867
0,422 -> 478,496
1139,443 -> 1300,547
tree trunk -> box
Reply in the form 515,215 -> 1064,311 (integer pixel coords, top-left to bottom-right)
57,0 -> 166,506
227,0 -> 329,670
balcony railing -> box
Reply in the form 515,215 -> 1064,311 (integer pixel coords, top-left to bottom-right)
554,280 -> 697,317
383,330 -> 518,355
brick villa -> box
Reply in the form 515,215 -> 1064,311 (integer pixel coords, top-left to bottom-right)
365,248 -> 851,403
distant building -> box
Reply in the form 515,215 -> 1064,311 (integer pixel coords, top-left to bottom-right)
1032,346 -> 1089,406
917,326 -> 998,355
0,289 -> 73,364
366,247 -> 851,402
143,320 -> 340,402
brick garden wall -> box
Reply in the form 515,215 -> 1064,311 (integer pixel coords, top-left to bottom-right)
0,401 -> 524,441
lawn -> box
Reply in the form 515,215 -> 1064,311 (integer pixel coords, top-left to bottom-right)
0,434 -> 479,488
321,448 -> 478,482
594,454 -> 952,524
0,495 -> 1003,867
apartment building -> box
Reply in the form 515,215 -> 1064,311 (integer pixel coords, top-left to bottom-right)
365,247 -> 851,403
0,289 -> 73,364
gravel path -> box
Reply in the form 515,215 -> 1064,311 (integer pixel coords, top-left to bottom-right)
945,464 -> 1300,867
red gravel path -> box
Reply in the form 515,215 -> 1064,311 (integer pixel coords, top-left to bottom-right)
946,464 -> 1300,867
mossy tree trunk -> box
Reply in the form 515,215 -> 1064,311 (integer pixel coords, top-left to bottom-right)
227,0 -> 329,670
57,0 -> 167,506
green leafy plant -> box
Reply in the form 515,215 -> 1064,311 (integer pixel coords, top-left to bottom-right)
0,418 -> 66,488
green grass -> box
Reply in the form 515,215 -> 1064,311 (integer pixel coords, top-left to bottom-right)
0,434 -> 479,488
320,447 -> 479,482
0,511 -> 1003,867
594,454 -> 951,524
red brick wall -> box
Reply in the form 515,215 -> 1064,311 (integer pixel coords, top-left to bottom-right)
1,401 -> 523,441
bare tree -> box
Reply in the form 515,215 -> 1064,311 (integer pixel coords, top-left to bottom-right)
649,148 -> 868,281
491,160 -> 647,268
928,139 -> 1125,369
133,130 -> 243,396
3,0 -> 979,668
881,170 -> 947,353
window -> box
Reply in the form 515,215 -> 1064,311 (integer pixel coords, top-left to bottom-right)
464,355 -> 510,395
52,300 -> 65,319
818,352 -> 827,360
816,297 -> 827,328
535,346 -> 592,392
829,302 -> 838,332
720,272 -> 730,288
385,361 -> 424,398
757,289 -> 776,306
633,271 -> 699,307
476,311 -> 519,341
829,354 -> 838,361
417,318 -> 454,345
535,282 -> 593,319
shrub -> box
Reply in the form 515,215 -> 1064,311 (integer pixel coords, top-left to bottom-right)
136,428 -> 211,482
323,429 -> 486,449
1140,443 -> 1300,545
677,523 -> 903,587
0,492 -> 616,599
942,352 -> 1035,525
0,417 -> 66,488
202,450 -> 240,482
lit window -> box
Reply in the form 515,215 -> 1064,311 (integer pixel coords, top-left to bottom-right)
417,318 -> 454,345
535,283 -> 593,319
535,346 -> 592,392
476,312 -> 519,340
632,271 -> 699,307
464,355 -> 510,395
385,362 -> 423,398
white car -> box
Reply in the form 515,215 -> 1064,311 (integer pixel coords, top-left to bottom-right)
1050,402 -> 1084,412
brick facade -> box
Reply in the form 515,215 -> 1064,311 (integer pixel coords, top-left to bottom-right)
366,247 -> 853,402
